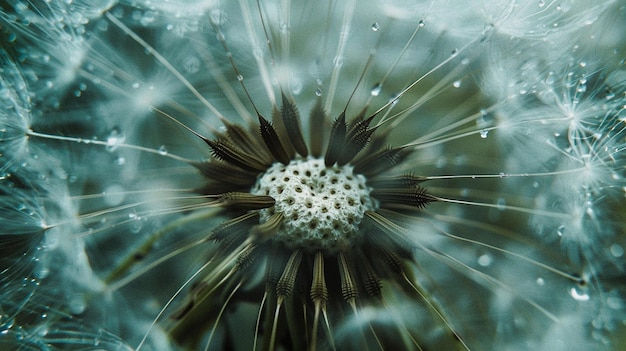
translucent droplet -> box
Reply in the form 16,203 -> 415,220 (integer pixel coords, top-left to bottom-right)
536,277 -> 545,286
538,0 -> 545,7
453,80 -> 461,88
477,109 -> 493,128
291,78 -> 303,95
129,211 -> 143,233
479,130 -> 488,138
388,94 -> 399,106
105,128 -> 125,152
236,74 -> 244,82
418,19 -> 425,27
183,56 -> 200,74
315,88 -> 322,97
610,244 -> 624,257
569,286 -> 590,301
36,325 -> 49,337
370,83 -> 382,96
451,49 -> 459,57
557,224 -> 565,237
115,156 -> 126,165
478,254 -> 492,266
0,317 -> 15,334
35,266 -> 50,279
104,184 -> 126,206
371,22 -> 380,31
69,294 -> 87,315
158,145 -> 168,155
496,198 -> 506,211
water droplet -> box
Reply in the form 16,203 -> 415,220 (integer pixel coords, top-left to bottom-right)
418,19 -> 425,27
579,61 -> 587,68
129,211 -> 143,233
158,145 -> 168,155
569,286 -> 590,301
370,83 -> 382,96
104,184 -> 126,206
610,243 -> 624,257
477,109 -> 493,128
451,49 -> 459,57
371,22 -> 380,31
605,89 -> 615,100
236,74 -> 244,81
557,224 -> 566,237
69,294 -> 87,314
478,254 -> 492,266
183,56 -> 200,74
115,156 -> 126,165
496,198 -> 506,211
536,277 -> 545,286
291,77 -> 303,95
35,266 -> 50,279
479,129 -> 489,138
315,88 -> 322,97
388,94 -> 399,106
0,317 -> 15,334
106,128 -> 125,152
538,0 -> 545,7
453,80 -> 461,88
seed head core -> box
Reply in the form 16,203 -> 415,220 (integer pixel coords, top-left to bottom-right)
252,158 -> 377,252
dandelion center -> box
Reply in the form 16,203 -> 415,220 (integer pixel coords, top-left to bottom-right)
252,158 -> 376,252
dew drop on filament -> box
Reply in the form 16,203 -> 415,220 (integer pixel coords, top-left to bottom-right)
569,286 -> 590,301
371,22 -> 380,31
370,83 -> 382,96
106,128 -> 125,152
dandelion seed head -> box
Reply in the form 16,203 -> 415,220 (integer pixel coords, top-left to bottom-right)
252,158 -> 376,252
2,0 -> 626,350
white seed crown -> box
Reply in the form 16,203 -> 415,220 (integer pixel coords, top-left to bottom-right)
252,158 -> 377,252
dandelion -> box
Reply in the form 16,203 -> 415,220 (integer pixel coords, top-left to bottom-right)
1,0 -> 625,350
